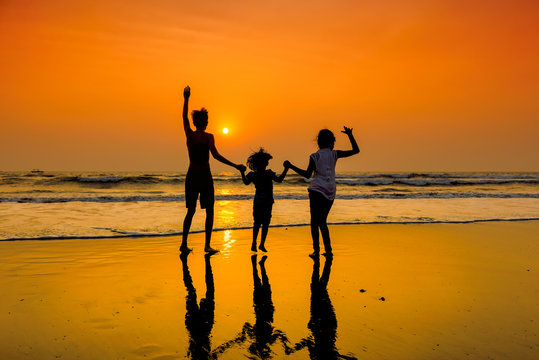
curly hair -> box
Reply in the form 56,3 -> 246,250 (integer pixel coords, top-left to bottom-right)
192,108 -> 208,129
247,148 -> 273,171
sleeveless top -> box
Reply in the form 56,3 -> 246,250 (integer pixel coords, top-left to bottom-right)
308,148 -> 338,200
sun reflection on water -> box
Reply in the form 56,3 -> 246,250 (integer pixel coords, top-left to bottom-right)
222,230 -> 235,257
217,200 -> 237,227
217,188 -> 232,196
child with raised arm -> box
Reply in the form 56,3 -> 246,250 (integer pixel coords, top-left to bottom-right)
181,86 -> 246,253
240,149 -> 288,252
284,127 -> 359,257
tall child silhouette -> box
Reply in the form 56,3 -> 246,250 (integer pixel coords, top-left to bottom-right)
181,86 -> 245,253
285,127 -> 359,257
240,149 -> 288,252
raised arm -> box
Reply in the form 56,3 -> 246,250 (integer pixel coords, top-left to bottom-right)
209,135 -> 244,171
284,158 -> 315,179
273,166 -> 289,183
336,126 -> 359,159
182,86 -> 192,134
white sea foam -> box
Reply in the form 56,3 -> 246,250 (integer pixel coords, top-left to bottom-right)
2,217 -> 538,242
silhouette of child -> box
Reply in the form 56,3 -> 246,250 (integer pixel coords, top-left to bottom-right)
241,148 -> 288,252
181,86 -> 246,254
285,127 -> 359,257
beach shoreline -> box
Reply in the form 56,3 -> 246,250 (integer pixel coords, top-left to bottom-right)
1,221 -> 538,359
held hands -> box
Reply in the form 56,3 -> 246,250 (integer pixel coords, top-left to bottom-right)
237,164 -> 247,173
342,126 -> 353,136
183,86 -> 191,99
283,160 -> 291,169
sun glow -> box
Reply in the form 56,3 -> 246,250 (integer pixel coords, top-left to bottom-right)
222,128 -> 229,134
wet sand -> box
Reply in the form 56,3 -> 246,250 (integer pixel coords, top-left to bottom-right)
0,222 -> 538,359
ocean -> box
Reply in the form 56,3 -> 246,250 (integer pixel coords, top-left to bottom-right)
1,171 -> 538,241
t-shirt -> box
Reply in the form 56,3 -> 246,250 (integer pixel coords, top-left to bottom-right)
308,148 -> 338,200
246,169 -> 276,204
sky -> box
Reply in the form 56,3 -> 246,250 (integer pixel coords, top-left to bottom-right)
1,0 -> 538,172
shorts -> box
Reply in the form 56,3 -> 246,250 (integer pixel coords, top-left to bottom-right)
185,168 -> 214,209
253,201 -> 273,224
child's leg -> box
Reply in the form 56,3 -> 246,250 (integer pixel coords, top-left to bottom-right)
204,206 -> 217,252
310,221 -> 320,254
319,199 -> 334,254
319,224 -> 330,253
181,206 -> 196,251
259,204 -> 272,252
308,191 -> 321,254
252,221 -> 261,251
259,222 -> 269,252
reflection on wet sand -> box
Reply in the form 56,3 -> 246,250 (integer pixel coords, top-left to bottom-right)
288,256 -> 358,360
214,255 -> 290,358
244,255 -> 290,357
180,253 -> 356,359
180,252 -> 216,359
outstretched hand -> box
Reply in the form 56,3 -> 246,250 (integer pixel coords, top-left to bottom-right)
342,126 -> 353,136
183,86 -> 191,99
237,164 -> 247,173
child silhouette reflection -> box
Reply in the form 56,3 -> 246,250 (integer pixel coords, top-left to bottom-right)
247,254 -> 288,358
213,255 -> 289,358
288,257 -> 358,360
180,252 -> 216,359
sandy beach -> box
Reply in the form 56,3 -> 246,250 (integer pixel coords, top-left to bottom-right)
1,221 -> 537,359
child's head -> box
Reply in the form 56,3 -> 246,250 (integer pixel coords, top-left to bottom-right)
192,108 -> 209,130
247,148 -> 272,171
317,129 -> 335,149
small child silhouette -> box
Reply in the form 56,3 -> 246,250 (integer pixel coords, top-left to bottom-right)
241,149 -> 288,252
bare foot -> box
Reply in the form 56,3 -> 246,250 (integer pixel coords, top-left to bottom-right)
259,245 -> 267,252
251,244 -> 257,252
179,245 -> 192,253
204,247 -> 219,254
259,255 -> 267,265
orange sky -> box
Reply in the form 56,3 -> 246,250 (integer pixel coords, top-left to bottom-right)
1,0 -> 538,171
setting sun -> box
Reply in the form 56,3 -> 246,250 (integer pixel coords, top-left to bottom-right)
222,128 -> 229,134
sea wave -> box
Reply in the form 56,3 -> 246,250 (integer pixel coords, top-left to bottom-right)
1,192 -> 537,203
335,178 -> 539,186
33,175 -> 248,185
3,172 -> 538,187
2,217 -> 538,241
63,176 -> 539,187
336,172 -> 539,180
